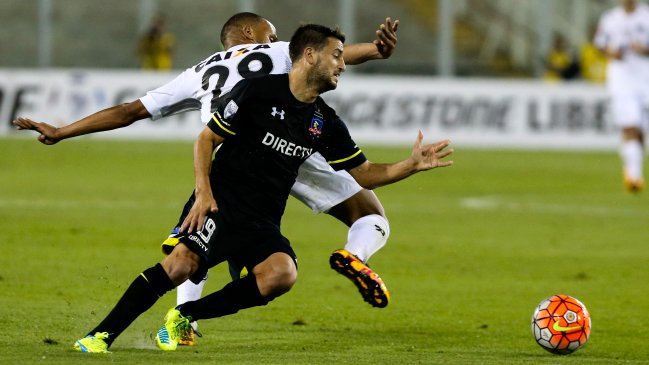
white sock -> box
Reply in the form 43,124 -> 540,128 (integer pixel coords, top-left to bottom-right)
344,214 -> 390,262
177,275 -> 207,330
620,140 -> 644,180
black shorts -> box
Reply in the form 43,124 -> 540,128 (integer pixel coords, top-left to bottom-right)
162,196 -> 296,284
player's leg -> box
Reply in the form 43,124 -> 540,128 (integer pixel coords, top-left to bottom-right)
155,211 -> 228,351
621,126 -> 644,192
291,153 -> 391,307
164,198 -> 209,344
177,253 -> 297,319
612,91 -> 645,192
157,229 -> 297,351
327,189 -> 390,262
74,244 -> 198,353
175,275 -> 206,345
327,189 -> 391,308
155,244 -> 208,351
167,225 -> 206,345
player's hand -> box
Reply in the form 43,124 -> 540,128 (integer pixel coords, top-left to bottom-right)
630,42 -> 649,56
374,17 -> 399,59
410,131 -> 453,171
12,117 -> 62,145
181,191 -> 218,234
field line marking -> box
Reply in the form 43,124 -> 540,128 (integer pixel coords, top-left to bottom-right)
460,196 -> 649,218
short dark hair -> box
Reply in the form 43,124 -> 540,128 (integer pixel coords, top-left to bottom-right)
220,12 -> 266,47
288,24 -> 346,62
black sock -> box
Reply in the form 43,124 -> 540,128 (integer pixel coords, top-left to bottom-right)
179,275 -> 269,321
88,263 -> 174,346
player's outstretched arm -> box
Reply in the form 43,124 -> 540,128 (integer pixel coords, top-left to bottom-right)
12,100 -> 150,145
343,17 -> 399,65
347,131 -> 453,190
180,127 -> 224,234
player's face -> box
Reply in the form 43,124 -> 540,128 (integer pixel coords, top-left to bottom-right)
620,0 -> 638,8
253,19 -> 278,44
310,38 -> 346,93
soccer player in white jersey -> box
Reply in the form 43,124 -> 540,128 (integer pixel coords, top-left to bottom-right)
594,0 -> 649,193
14,12 -> 399,340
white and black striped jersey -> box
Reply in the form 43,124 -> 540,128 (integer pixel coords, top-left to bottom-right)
140,42 -> 292,124
208,74 -> 366,225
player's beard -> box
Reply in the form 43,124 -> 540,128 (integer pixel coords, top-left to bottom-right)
308,58 -> 337,94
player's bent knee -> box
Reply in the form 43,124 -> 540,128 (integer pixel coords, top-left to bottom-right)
329,189 -> 386,226
266,269 -> 297,298
162,244 -> 201,285
253,252 -> 298,298
262,264 -> 297,298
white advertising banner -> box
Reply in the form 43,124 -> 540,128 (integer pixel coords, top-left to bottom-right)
0,69 -> 202,140
326,75 -> 615,149
0,70 -> 616,149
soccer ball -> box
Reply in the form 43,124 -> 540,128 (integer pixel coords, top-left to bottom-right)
531,294 -> 591,355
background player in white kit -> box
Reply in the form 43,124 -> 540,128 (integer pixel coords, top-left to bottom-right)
14,12 -> 400,339
594,0 -> 649,193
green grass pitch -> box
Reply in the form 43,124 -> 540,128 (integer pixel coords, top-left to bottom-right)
1,137 -> 648,364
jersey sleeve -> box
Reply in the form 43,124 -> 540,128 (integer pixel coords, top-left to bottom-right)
206,78 -> 255,138
593,15 -> 610,49
317,110 -> 367,171
139,68 -> 201,120
275,41 -> 293,72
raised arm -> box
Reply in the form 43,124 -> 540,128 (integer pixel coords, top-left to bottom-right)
180,126 -> 225,234
12,100 -> 150,145
343,17 -> 399,65
347,131 -> 453,190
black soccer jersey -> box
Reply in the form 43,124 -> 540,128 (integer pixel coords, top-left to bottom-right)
207,74 -> 366,225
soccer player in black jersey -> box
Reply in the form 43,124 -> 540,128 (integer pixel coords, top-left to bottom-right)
15,13 -> 400,322
72,23 -> 453,353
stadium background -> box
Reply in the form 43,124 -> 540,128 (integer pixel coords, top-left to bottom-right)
2,1 -> 649,364
0,0 -> 618,149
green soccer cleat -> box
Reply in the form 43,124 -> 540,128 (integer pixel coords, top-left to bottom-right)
155,307 -> 193,351
73,332 -> 110,353
329,249 -> 390,308
178,322 -> 203,346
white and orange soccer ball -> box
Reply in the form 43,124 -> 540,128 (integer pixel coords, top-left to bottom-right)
531,294 -> 591,355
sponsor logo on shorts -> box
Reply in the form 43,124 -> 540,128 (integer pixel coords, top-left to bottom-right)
188,234 -> 208,252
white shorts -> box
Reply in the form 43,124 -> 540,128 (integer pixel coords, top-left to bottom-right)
608,70 -> 649,128
610,90 -> 648,129
290,153 -> 363,213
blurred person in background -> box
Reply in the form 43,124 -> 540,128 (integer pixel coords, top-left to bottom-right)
594,0 -> 649,193
543,32 -> 580,81
137,14 -> 176,70
580,22 -> 608,83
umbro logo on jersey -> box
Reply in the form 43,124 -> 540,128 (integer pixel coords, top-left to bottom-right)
271,107 -> 285,120
374,225 -> 386,237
